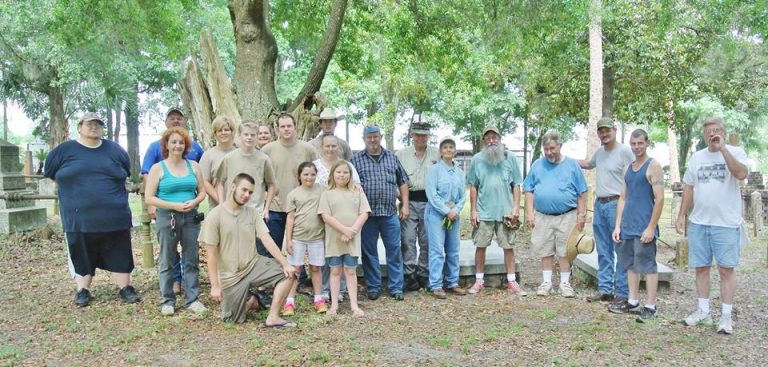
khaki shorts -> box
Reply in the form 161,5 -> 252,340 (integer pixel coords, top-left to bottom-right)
530,210 -> 577,258
473,221 -> 516,249
221,256 -> 286,323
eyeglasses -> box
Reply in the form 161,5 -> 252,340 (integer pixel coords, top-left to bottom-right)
705,128 -> 723,134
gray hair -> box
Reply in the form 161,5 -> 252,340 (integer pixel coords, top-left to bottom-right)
702,117 -> 725,131
541,130 -> 561,146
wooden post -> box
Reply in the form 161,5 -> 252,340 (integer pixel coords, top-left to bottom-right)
140,179 -> 155,268
751,191 -> 764,239
676,212 -> 689,270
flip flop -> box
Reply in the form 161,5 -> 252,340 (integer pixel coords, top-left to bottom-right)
264,320 -> 296,329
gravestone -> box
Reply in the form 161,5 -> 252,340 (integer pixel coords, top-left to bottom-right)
0,141 -> 47,233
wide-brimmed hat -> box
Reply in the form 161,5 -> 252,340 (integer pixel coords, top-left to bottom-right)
410,122 -> 431,135
565,227 -> 595,261
79,112 -> 105,126
319,108 -> 338,120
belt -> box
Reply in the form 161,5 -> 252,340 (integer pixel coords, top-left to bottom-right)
597,195 -> 620,203
409,190 -> 428,202
542,207 -> 576,216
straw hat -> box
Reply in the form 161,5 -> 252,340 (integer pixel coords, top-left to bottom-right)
565,227 -> 595,261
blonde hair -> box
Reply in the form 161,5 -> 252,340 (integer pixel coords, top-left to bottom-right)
212,115 -> 236,134
328,160 -> 353,190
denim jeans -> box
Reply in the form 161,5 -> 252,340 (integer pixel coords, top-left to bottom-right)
593,200 -> 628,298
425,205 -> 460,291
156,208 -> 201,307
361,214 -> 404,294
265,211 -> 287,254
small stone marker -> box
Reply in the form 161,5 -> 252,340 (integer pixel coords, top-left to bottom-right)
0,141 -> 47,233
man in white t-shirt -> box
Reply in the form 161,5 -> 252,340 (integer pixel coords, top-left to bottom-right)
676,117 -> 748,335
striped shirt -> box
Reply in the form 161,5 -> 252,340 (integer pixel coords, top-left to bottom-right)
351,148 -> 409,216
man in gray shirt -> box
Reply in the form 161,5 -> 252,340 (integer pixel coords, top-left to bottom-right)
579,117 -> 634,306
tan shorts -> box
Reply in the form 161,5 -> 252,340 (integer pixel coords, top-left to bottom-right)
473,221 -> 516,249
530,210 -> 577,258
221,256 -> 286,323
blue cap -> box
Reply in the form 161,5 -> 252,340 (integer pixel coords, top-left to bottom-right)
363,125 -> 381,135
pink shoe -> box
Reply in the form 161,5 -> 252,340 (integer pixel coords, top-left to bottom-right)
282,303 -> 295,316
313,299 -> 328,313
507,281 -> 528,296
468,281 -> 484,294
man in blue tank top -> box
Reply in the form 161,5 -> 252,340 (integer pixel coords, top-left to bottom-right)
609,129 -> 664,321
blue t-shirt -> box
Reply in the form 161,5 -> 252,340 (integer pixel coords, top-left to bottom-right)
466,151 -> 522,221
140,139 -> 204,174
523,157 -> 588,215
44,140 -> 133,233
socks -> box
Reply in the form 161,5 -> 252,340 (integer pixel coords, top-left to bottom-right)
698,298 -> 710,314
542,271 -> 552,284
560,272 -> 571,284
507,274 -> 516,282
628,299 -> 639,306
475,273 -> 484,281
645,304 -> 656,310
314,295 -> 324,303
286,297 -> 295,306
722,303 -> 733,316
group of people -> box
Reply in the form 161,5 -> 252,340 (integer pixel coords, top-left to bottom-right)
45,108 -> 747,334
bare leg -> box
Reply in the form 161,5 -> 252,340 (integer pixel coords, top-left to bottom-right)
75,275 -> 93,290
558,257 -> 571,273
541,256 -> 553,271
503,249 -> 516,276
475,247 -> 487,273
110,273 -> 130,289
310,265 -> 323,297
265,277 -> 296,326
718,267 -> 735,305
645,273 -> 658,306
695,267 -> 711,299
328,266 -> 342,315
345,267 -> 364,317
628,270 -> 640,301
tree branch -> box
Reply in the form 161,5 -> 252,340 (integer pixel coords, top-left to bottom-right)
287,0 -> 348,112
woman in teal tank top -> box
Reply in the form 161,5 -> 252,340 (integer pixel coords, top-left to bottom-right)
145,127 -> 207,316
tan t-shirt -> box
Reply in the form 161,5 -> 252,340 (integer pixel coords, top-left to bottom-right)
262,140 -> 318,212
310,134 -> 353,161
199,145 -> 236,207
396,145 -> 440,191
317,188 -> 371,257
198,205 -> 269,289
214,149 -> 275,210
285,184 -> 325,242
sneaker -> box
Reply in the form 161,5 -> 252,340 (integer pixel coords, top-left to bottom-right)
118,285 -> 141,304
559,282 -> 575,298
586,292 -> 614,303
282,303 -> 296,316
313,299 -> 328,313
391,293 -> 405,301
74,289 -> 91,307
187,300 -> 207,314
536,282 -> 552,296
507,281 -> 528,296
367,290 -> 381,300
608,298 -> 642,314
160,304 -> 175,316
636,307 -> 657,323
445,286 -> 468,296
682,309 -> 713,326
431,289 -> 447,299
717,314 -> 733,334
467,281 -> 485,295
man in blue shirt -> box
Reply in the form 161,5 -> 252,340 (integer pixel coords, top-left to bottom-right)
351,125 -> 409,301
524,130 -> 588,298
141,107 -> 204,293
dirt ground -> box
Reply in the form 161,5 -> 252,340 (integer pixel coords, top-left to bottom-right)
1,216 -> 767,366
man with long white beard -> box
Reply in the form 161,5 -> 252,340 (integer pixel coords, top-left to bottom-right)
466,125 -> 526,295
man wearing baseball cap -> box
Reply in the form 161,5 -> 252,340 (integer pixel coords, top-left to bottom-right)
578,117 -> 634,306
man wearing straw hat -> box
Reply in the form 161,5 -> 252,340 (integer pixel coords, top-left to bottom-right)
609,129 -> 664,322
523,130 -> 588,298
310,108 -> 352,161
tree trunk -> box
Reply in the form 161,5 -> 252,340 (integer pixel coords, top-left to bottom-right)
229,0 -> 280,122
125,84 -> 141,181
586,0 -> 603,190
47,87 -> 67,148
179,57 -> 214,148
602,67 -> 614,120
114,104 -> 122,142
200,31 -> 241,124
665,95 -> 681,183
105,105 -> 114,140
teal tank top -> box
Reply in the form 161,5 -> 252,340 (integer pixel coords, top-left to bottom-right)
157,160 -> 197,203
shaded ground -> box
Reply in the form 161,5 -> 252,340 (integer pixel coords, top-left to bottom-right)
1,215 -> 767,366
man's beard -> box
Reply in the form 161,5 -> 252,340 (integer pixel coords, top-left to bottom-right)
483,144 -> 505,165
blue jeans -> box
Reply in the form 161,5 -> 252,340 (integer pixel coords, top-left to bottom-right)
265,211 -> 287,254
156,208 -> 201,307
361,214 -> 404,294
425,205 -> 460,291
593,200 -> 628,298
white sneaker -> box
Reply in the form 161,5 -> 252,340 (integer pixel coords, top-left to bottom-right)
683,309 -> 713,326
187,300 -> 207,314
559,282 -> 575,298
717,314 -> 734,334
160,304 -> 175,316
536,282 -> 552,296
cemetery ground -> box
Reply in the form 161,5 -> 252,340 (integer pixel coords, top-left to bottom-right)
1,194 -> 767,366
